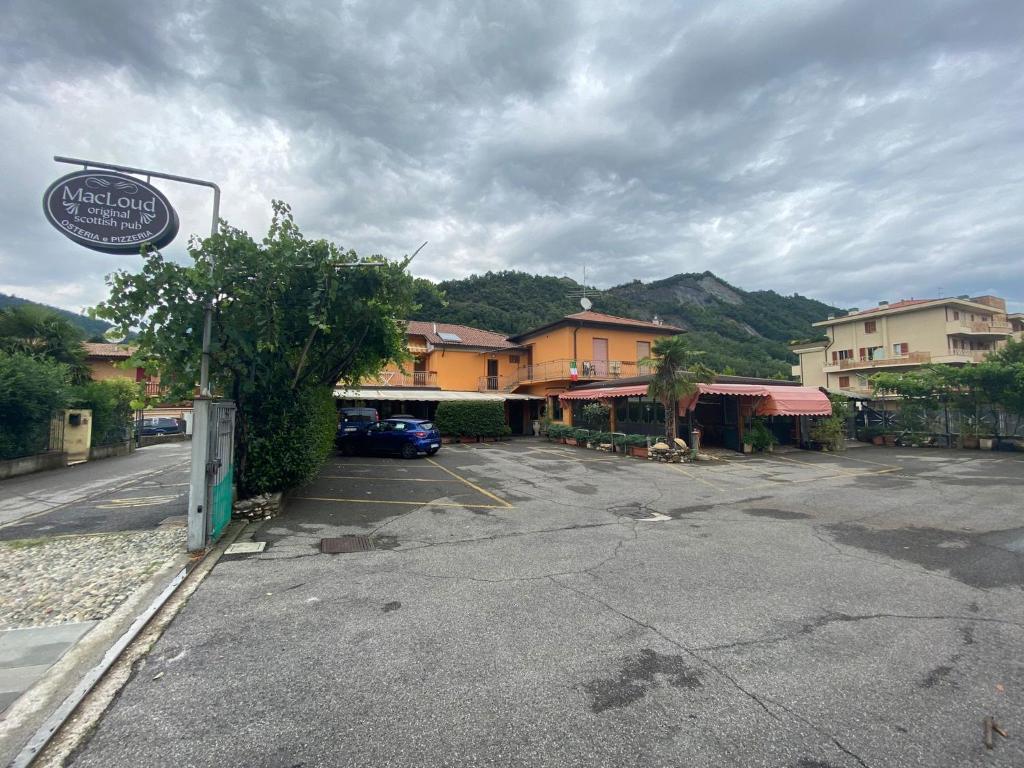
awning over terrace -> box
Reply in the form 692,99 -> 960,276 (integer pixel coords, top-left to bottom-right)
561,382 -> 831,416
681,383 -> 831,416
333,388 -> 542,401
558,384 -> 649,400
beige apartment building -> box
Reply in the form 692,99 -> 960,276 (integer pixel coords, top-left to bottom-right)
792,295 -> 1014,394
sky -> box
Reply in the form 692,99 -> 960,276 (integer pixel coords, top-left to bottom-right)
2,0 -> 1022,315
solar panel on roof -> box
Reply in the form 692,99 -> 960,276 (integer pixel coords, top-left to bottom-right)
437,332 -> 462,342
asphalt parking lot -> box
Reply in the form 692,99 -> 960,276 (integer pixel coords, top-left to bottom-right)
70,440 -> 1024,767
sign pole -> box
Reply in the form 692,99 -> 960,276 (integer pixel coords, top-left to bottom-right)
52,157 -> 221,553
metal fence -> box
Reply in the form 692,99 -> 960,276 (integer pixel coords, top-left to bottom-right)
858,403 -> 1024,438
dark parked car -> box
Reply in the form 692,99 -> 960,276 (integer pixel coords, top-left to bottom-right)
337,418 -> 440,459
139,417 -> 184,436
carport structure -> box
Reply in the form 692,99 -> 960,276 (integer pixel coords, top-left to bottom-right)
561,380 -> 831,450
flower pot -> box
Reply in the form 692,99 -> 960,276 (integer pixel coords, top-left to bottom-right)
441,436 -> 456,444
871,436 -> 884,446
962,435 -> 979,449
566,438 -> 577,446
629,446 -> 648,459
883,435 -> 897,447
742,443 -> 753,454
979,437 -> 995,451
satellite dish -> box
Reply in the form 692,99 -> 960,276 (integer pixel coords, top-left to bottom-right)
103,327 -> 127,344
580,297 -> 593,311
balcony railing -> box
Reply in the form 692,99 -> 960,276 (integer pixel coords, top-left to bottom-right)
477,374 -> 517,392
946,319 -> 1012,336
365,370 -> 438,387
515,359 -> 655,384
943,350 -> 992,363
835,351 -> 931,370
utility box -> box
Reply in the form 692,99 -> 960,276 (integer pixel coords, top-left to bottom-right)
61,409 -> 93,464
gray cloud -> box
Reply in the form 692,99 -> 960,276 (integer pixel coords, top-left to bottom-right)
1,0 -> 1022,314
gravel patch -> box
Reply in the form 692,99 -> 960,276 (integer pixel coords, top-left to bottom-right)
0,529 -> 185,629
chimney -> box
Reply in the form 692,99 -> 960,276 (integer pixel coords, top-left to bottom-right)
432,322 -> 437,335
652,315 -> 662,326
878,301 -> 888,307
827,314 -> 835,320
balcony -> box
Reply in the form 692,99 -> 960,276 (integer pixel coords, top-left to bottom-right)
515,359 -> 655,385
946,319 -> 1012,337
477,374 -> 517,392
825,352 -> 931,372
365,370 -> 438,387
935,350 -> 992,364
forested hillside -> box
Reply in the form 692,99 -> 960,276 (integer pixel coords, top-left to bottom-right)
0,293 -> 111,338
412,271 -> 839,379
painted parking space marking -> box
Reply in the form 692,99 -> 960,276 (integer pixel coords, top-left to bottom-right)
290,496 -> 512,510
321,475 -> 455,482
425,457 -> 513,508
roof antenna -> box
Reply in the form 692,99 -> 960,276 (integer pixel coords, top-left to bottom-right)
566,265 -> 603,311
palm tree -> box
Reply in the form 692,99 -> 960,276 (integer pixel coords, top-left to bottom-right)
641,335 -> 714,443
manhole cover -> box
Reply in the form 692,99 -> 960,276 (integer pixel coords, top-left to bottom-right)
321,536 -> 375,554
224,541 -> 266,555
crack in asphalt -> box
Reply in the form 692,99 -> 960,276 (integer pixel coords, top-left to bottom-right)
544,577 -> 879,767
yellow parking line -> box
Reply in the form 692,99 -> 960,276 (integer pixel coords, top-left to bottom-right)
426,458 -> 513,508
667,463 -> 726,492
291,496 -> 511,510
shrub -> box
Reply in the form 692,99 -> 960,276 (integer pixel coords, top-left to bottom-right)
579,402 -> 611,431
73,379 -> 141,446
548,423 -> 571,439
747,418 -> 778,451
238,385 -> 336,496
572,428 -> 591,442
0,351 -> 70,459
434,401 -> 507,437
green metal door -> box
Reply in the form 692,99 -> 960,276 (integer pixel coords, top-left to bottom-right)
207,401 -> 236,542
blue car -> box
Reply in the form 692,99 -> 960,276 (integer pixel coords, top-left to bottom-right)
337,418 -> 441,459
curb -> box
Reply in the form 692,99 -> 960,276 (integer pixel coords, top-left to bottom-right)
10,521 -> 248,768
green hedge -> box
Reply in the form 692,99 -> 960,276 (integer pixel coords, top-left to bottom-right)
73,379 -> 140,446
434,401 -> 508,437
238,385 -> 336,496
0,351 -> 70,460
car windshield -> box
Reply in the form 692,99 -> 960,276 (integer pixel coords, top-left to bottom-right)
418,422 -> 434,431
342,412 -> 376,423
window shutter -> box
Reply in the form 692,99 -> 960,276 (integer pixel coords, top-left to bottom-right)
858,347 -> 866,360
900,342 -> 909,355
832,351 -> 838,363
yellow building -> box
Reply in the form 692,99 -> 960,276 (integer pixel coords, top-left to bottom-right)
1010,312 -> 1023,341
335,312 -> 682,432
792,295 -> 1014,394
506,310 -> 683,424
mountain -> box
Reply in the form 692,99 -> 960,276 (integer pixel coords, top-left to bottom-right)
0,293 -> 112,339
411,271 -> 840,379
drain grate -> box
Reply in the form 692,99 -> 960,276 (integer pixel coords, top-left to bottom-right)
321,535 -> 375,554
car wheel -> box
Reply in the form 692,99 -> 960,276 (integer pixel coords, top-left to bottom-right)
400,443 -> 418,459
426,448 -> 439,456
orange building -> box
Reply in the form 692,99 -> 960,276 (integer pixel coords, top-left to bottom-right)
335,312 -> 683,432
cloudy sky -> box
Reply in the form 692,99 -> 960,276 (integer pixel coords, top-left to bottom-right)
2,0 -> 1022,315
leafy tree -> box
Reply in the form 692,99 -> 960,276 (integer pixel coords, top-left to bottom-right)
641,336 -> 714,442
0,351 -> 70,459
94,202 -> 416,494
0,305 -> 90,383
73,379 -> 142,446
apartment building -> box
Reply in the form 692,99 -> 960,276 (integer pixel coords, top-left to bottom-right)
792,295 -> 1014,394
334,312 -> 682,432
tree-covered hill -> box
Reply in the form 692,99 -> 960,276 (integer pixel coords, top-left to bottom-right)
412,271 -> 840,379
0,293 -> 111,339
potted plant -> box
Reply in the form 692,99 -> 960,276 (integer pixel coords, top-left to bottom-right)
572,428 -> 591,447
961,421 -> 980,449
979,435 -> 995,451
626,434 -> 649,459
748,418 -> 778,453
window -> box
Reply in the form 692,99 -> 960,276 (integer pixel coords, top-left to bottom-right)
893,342 -> 909,357
437,331 -> 462,342
549,396 -> 563,421
953,311 -> 960,320
636,341 -> 651,360
834,349 -> 854,361
616,399 -> 629,423
867,346 -> 884,360
838,376 -> 851,388
864,320 -> 876,334
509,355 -> 520,364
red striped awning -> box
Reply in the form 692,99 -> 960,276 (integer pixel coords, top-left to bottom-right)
559,385 -> 649,400
755,386 -> 832,416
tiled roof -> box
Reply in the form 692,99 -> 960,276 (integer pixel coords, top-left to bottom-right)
562,310 -> 683,331
405,321 -> 516,349
843,299 -> 936,318
82,342 -> 134,359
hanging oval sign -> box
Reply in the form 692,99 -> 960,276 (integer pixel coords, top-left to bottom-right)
42,170 -> 180,254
